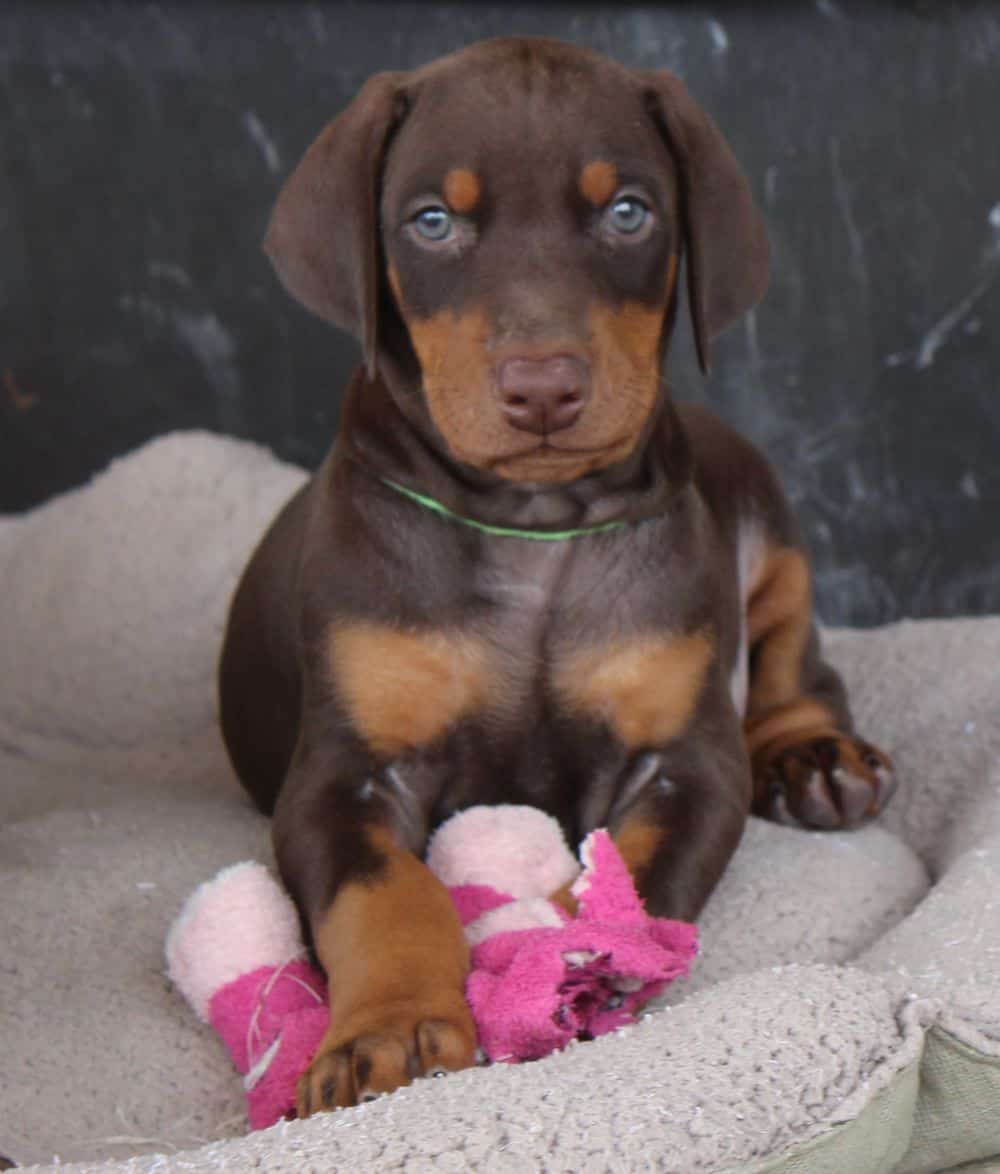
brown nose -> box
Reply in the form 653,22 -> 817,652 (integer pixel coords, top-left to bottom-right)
497,355 -> 589,435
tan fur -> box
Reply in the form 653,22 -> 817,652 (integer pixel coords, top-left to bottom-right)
548,881 -> 578,915
555,629 -> 714,748
579,160 -> 619,207
665,252 -> 679,299
613,819 -> 664,880
405,306 -> 499,464
327,621 -> 491,757
550,821 -> 664,915
744,698 -> 838,757
387,263 -> 403,306
313,829 -> 470,1031
404,291 -> 666,483
442,167 -> 482,214
744,547 -> 812,716
302,827 -> 474,1110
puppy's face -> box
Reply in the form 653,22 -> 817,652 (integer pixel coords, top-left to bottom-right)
379,55 -> 679,484
264,39 -> 769,485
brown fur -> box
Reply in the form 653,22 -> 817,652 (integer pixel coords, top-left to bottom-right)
219,37 -> 894,1115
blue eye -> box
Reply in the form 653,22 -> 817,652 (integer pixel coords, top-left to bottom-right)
413,206 -> 453,241
606,196 -> 649,235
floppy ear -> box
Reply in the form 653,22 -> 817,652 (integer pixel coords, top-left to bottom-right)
263,72 -> 406,379
641,72 -> 770,374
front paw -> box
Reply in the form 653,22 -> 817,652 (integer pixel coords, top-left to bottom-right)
296,997 -> 476,1115
753,733 -> 896,829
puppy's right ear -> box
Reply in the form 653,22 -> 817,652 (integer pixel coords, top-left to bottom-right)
264,73 -> 407,379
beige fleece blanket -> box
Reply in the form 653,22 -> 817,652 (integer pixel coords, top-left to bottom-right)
1,433 -> 998,1173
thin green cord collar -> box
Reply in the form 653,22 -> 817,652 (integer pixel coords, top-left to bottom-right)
379,477 -> 628,541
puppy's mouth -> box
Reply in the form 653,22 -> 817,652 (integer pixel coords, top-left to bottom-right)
485,432 -> 640,483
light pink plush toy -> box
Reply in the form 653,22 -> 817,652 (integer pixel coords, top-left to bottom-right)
166,805 -> 697,1129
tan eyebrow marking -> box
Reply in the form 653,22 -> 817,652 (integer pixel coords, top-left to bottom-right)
442,168 -> 482,215
579,160 -> 619,207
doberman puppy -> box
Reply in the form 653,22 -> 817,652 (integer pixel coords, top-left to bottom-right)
218,37 -> 896,1115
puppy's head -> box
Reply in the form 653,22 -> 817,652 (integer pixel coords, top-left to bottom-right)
265,39 -> 768,485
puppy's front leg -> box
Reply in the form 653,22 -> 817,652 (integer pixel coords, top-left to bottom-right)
273,771 -> 476,1114
606,711 -> 751,922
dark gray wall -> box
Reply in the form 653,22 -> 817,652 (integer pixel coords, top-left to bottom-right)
2,2 -> 998,626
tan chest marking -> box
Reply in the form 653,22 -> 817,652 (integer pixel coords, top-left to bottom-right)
327,622 -> 492,758
554,630 -> 714,749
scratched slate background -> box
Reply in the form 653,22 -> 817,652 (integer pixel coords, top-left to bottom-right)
1,2 -> 998,625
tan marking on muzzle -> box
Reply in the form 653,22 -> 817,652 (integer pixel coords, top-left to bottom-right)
405,306 -> 519,469
387,264 -> 404,307
406,296 -> 666,483
665,252 -> 679,300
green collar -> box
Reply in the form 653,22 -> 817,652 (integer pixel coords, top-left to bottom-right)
379,477 -> 628,541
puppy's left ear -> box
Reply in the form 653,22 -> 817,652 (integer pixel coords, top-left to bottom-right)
264,72 -> 407,379
641,72 -> 770,374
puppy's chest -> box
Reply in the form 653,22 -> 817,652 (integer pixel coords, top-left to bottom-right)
328,538 -> 713,760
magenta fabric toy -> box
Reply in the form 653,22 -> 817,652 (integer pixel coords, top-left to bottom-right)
166,806 -> 697,1129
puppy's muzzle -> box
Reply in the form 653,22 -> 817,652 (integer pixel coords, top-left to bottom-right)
496,354 -> 590,435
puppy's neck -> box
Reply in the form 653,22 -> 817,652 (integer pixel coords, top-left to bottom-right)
337,369 -> 691,533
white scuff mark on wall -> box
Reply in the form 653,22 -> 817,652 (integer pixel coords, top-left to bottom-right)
173,312 -> 241,404
815,0 -> 844,20
148,261 -> 192,288
886,220 -> 1000,369
989,202 -> 1000,230
960,472 -> 981,500
829,136 -> 868,291
244,110 -> 282,174
743,308 -> 762,388
119,295 -> 241,405
915,274 -> 996,370
764,165 -> 779,205
707,20 -> 729,55
846,461 -> 866,502
308,6 -> 329,44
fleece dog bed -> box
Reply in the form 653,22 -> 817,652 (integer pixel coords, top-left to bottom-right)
2,432 -> 998,1173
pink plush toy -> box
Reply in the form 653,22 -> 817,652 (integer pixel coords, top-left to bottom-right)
166,805 -> 697,1129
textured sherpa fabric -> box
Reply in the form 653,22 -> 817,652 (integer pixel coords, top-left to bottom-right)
1,432 -> 998,1173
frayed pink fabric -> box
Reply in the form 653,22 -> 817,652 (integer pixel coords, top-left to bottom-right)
466,831 -> 697,1061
